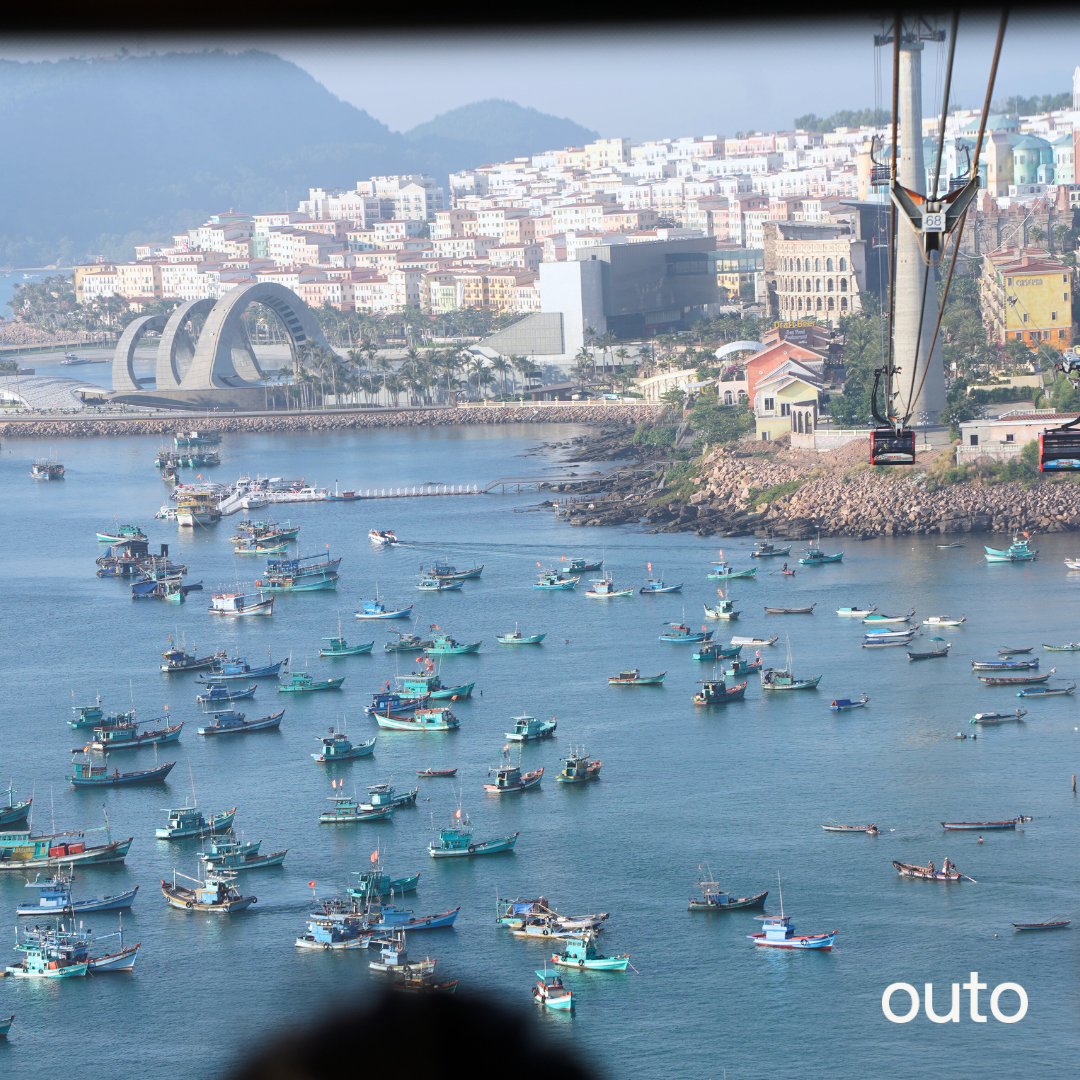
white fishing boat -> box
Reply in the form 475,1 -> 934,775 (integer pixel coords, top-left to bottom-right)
208,590 -> 274,616
923,615 -> 966,626
730,635 -> 778,647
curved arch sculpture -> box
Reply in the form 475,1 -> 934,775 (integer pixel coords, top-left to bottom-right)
714,340 -> 763,361
155,298 -> 215,390
112,315 -> 168,393
180,282 -> 331,390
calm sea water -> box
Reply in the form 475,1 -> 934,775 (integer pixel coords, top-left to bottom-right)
0,424 -> 1077,1080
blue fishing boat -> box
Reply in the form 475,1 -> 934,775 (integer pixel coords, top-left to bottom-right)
659,622 -> 714,643
375,707 -> 460,732
367,930 -> 437,975
355,596 -> 413,619
565,557 -> 603,573
364,688 -> 430,715
265,551 -> 342,578
1016,683 -> 1076,698
484,750 -> 544,794
747,878 -> 837,949
829,696 -> 870,710
556,749 -> 601,783
295,915 -> 369,950
160,643 -> 228,672
640,578 -> 683,593
427,811 -> 518,858
533,970 -> 574,1010
608,669 -> 666,685
361,783 -> 419,811
69,756 -> 176,787
585,574 -> 635,598
416,575 -> 463,592
430,561 -> 483,582
693,678 -> 747,705
204,655 -> 288,680
985,535 -> 1038,563
504,713 -> 557,741
85,714 -> 183,751
694,641 -> 742,662
425,630 -> 481,655
0,787 -> 32,828
396,662 -> 474,700
16,871 -> 138,916
174,430 -> 222,447
799,547 -> 844,565
70,699 -> 108,729
319,634 -> 374,657
708,562 -> 757,580
260,570 -> 339,592
278,672 -> 346,693
97,524 -> 146,543
534,569 -> 579,590
0,824 -> 133,872
0,1016 -> 10,1036
197,709 -> 284,735
6,925 -> 87,978
347,859 -> 420,903
196,682 -> 257,704
199,835 -> 287,871
760,639 -> 822,689
320,795 -> 393,824
312,727 -> 377,761
495,625 -> 547,644
751,541 -> 792,558
156,805 -> 236,839
723,655 -> 762,677
550,929 -> 629,971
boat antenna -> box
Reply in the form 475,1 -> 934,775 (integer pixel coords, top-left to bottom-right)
129,679 -> 134,705
188,762 -> 197,808
50,784 -> 55,835
777,872 -> 784,919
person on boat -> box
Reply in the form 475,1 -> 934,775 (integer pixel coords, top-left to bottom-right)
781,562 -> 788,571
942,858 -> 953,875
927,860 -> 935,875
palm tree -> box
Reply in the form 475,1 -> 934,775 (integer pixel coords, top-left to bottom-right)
490,356 -> 511,397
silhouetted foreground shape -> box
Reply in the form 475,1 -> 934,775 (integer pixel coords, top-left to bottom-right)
227,989 -> 599,1080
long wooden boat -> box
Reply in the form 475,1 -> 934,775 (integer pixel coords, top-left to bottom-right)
760,668 -> 822,690
1012,919 -> 1071,930
730,635 -> 777,646
863,611 -> 914,624
836,606 -> 875,616
907,646 -> 950,660
416,767 -> 457,777
197,709 -> 285,735
1043,642 -> 1080,651
923,615 -> 966,626
829,696 -> 869,710
693,679 -> 747,705
1016,683 -> 1076,697
971,659 -> 1039,671
893,860 -> 962,881
821,823 -> 879,833
970,709 -> 1027,723
0,830 -> 133,871
977,673 -> 1051,686
996,646 -> 1033,654
607,669 -> 666,685
161,868 -> 255,912
941,817 -> 1025,830
69,759 -> 175,786
764,605 -> 815,615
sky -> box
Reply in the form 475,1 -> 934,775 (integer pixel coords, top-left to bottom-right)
1,15 -> 1078,140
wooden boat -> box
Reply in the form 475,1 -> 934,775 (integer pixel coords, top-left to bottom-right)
318,634 -> 374,657
311,728 -> 376,761
693,678 -> 747,705
208,590 -> 273,616
659,622 -> 714,643
723,656 -> 761,677
375,707 -> 459,732
694,641 -> 740,662
1017,683 -> 1076,697
703,597 -> 740,620
368,529 -> 399,545
836,606 -> 875,616
941,817 -> 1025,830
429,561 -> 483,582
6,925 -> 86,978
565,557 -> 603,573
205,655 -> 288,680
366,930 -> 436,976
1012,919 -> 1071,930
863,637 -> 915,648
277,672 -> 345,693
893,859 -> 962,881
780,567 -> 796,575
556,750 -> 601,783
85,716 -> 183,752
355,596 -> 413,619
908,644 -> 951,660
550,929 -> 629,971
0,826 -> 133,872
607,669 -> 666,685
937,542 -> 966,548
687,866 -> 767,910
160,643 -> 228,672
161,867 -> 256,912
972,658 -> 1039,671
416,767 -> 457,777
496,625 -> 546,644
382,630 -> 433,651
863,611 -> 914,624
0,1016 -> 12,1035
392,974 -> 459,995
425,631 -> 481,655
30,460 -> 65,479
731,635 -> 777,647
761,668 -> 822,689
751,542 -> 791,558
1043,642 -> 1080,652
533,970 -> 574,1010
97,524 -> 146,543
640,578 -> 683,593
970,709 -> 1027,723
821,823 -> 879,833
585,575 -> 635,598
985,536 -> 1037,562
798,548 -> 843,565
484,754 -> 544,795
156,805 -> 236,839
416,575 -> 462,592
360,783 -> 419,812
196,682 -> 258,704
234,542 -> 289,555
198,708 -> 284,735
534,569 -> 579,590
199,835 -> 287,871
829,696 -> 869,710
978,673 -> 1051,686
764,605 -> 815,615
923,615 -> 966,626
504,714 -> 557,741
68,758 -> 175,787
428,812 -> 518,858
319,794 -> 392,824
708,563 -> 757,580
0,787 -> 32,828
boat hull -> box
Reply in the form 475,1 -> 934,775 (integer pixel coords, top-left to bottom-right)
0,838 -> 133,871
161,884 -> 256,912
198,710 -> 285,735
688,890 -> 768,911
16,885 -> 139,916
87,945 -> 140,972
551,955 -> 629,971
6,962 -> 88,978
69,762 -> 175,786
496,634 -> 547,644
428,834 -> 518,858
356,607 -> 414,619
893,861 -> 961,880
748,931 -> 836,949
205,850 -> 287,870
318,643 -> 375,656
941,819 -> 1021,830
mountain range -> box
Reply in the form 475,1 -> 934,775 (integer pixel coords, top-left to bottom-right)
0,50 -> 597,268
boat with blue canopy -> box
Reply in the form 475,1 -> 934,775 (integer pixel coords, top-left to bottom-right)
985,535 -> 1037,562
16,870 -> 138,916
196,682 -> 257,704
197,709 -> 284,735
355,596 -> 413,619
312,727 -> 376,761
829,696 -> 869,710
504,714 -> 557,741
428,811 -> 518,858
375,707 -> 459,732
659,622 -> 714,643
204,655 -> 288,680
640,577 -> 683,593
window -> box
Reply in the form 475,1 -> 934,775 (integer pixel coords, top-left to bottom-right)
724,390 -> 733,405
970,434 -> 979,446
1060,329 -> 1068,339
827,278 -> 834,291
1067,294 -> 1071,302
1053,311 -> 1057,321
764,397 -> 775,411
814,258 -> 821,271
761,431 -> 770,441
826,258 -> 834,271
815,279 -> 821,292
840,296 -> 848,310
1022,313 -> 1028,322
828,296 -> 835,310
840,278 -> 848,291
816,297 -> 823,310
1005,433 -> 1015,442
839,257 -> 847,271
780,402 -> 791,416
1064,275 -> 1068,282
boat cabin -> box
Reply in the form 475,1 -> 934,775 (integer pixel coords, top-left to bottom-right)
754,914 -> 795,942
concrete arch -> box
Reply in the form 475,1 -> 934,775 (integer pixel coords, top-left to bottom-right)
714,340 -> 763,361
155,298 -> 215,390
112,315 -> 168,392
180,282 -> 331,390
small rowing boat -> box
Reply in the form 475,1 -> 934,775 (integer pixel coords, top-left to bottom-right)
821,823 -> 878,833
941,816 -> 1026,830
1012,919 -> 1070,930
764,605 -> 815,615
1043,642 -> 1080,652
416,767 -> 457,777
936,542 -> 965,548
923,615 -> 965,627
970,709 -> 1027,723
1016,683 -> 1076,697
730,635 -> 777,647
829,696 -> 869,710
893,859 -> 962,881
977,673 -> 1051,686
607,669 -> 666,685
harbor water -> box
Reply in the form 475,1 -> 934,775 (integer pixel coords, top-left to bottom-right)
0,424 -> 1077,1079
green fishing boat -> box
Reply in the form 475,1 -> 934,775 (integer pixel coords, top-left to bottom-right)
277,672 -> 346,693
318,622 -> 374,657
424,630 -> 481,656
495,624 -> 546,645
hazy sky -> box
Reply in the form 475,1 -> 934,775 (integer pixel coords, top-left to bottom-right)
2,16 -> 1077,139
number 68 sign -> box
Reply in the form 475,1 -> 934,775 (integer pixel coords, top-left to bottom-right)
923,211 -> 945,233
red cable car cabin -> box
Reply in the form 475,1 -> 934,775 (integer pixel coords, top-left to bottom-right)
870,429 -> 916,466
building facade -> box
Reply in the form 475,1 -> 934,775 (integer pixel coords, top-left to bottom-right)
979,247 -> 1073,349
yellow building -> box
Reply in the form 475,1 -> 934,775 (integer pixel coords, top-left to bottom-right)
980,247 -> 1073,350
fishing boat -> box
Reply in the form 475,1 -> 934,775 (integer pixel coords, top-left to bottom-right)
970,709 -> 1028,723
723,655 -> 761,677
69,757 -> 175,787
751,542 -> 792,558
504,714 -> 557,741
175,491 -> 221,527
30,460 -> 65,480
174,430 -> 222,447
156,805 -> 236,840
640,578 -> 683,593
941,816 -> 1026,830
205,655 -> 287,680
984,535 -> 1037,562
821,823 -> 879,833
277,672 -> 345,693
359,784 -> 418,813
1017,683 -> 1076,697
416,767 -> 457,778
495,625 -> 547,644
693,678 -> 747,705
97,524 -> 146,543
160,643 -> 228,672
0,823 -> 133,872
533,970 -> 574,1010
356,597 -> 413,619
311,727 -> 376,761
368,931 -> 436,976
392,973 -> 459,994
863,627 -> 915,639
260,570 -> 339,592
425,630 -> 481,655
6,925 -> 87,978
234,541 -> 289,555
863,637 -> 915,649
998,646 -> 1033,655
972,658 -> 1039,671
197,709 -> 284,735
556,749 -> 601,783
430,561 -> 483,582
161,867 -> 256,912
364,689 -> 429,715
375,706 -> 460,732
694,642 -> 741,662
208,590 -> 273,616
1043,642 -> 1080,652
607,669 -> 666,685
265,552 -> 342,579
415,573 -> 463,592
427,812 -> 518,858
798,548 -> 843,565
295,915 -> 369,950
731,635 -> 778,647
747,879 -> 837,949
764,605 -> 815,615
893,859 -> 962,881
565,557 -> 603,573
0,787 -> 32,828
829,696 -> 870,710
319,635 -> 374,657
703,596 -> 740,620
0,1017 -> 11,1036
382,630 -> 434,652
534,569 -> 580,590
923,615 -> 966,626
585,575 -> 635,598
937,542 -> 966,548
760,640 -> 821,690
17,871 -> 138,916
687,866 -> 767,911
346,861 -> 421,905
780,567 -> 796,575
863,611 -> 914,624
836,606 -> 876,617
320,791 -> 393,823
659,622 -> 714,643
1012,919 -> 1071,931
369,529 -> 399,546
198,833 -> 286,870
69,699 -> 109,729
195,682 -> 257,704
978,673 -> 1051,686
908,643 -> 951,660
395,662 -> 475,700
708,563 -> 757,580
550,929 -> 629,971
86,715 -> 183,752
484,751 -> 544,795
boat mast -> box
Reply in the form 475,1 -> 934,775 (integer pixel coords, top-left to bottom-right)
777,872 -> 784,918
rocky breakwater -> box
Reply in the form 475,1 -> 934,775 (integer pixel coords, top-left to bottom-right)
0,404 -> 661,440
559,436 -> 1080,538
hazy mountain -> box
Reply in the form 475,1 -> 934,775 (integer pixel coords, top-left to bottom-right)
0,52 -> 595,268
